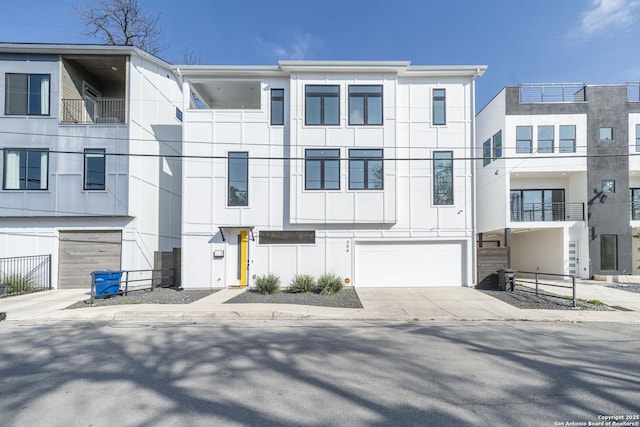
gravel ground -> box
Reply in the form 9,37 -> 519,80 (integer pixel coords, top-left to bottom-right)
67,287 -> 218,309
603,282 -> 640,294
224,287 -> 363,308
478,284 -> 611,310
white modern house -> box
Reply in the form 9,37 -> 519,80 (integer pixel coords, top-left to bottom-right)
179,61 -> 486,288
476,83 -> 640,279
0,43 -> 183,288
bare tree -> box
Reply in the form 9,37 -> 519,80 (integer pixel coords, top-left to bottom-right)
73,0 -> 164,54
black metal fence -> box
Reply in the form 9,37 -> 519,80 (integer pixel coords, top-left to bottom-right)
0,254 -> 52,297
516,271 -> 576,307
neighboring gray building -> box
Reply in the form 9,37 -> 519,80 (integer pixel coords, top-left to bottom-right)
476,83 -> 640,279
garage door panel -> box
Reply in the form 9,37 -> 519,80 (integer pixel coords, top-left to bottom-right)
355,241 -> 464,287
58,231 -> 122,289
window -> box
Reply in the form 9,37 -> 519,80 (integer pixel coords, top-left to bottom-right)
349,149 -> 383,190
600,234 -> 618,271
259,230 -> 315,244
601,179 -> 615,193
305,149 -> 340,190
349,85 -> 382,125
636,125 -> 640,152
433,151 -> 453,205
510,189 -> 565,221
84,149 -> 105,190
305,85 -> 339,125
599,127 -> 613,141
432,88 -> 446,125
482,139 -> 491,166
3,149 -> 48,190
516,126 -> 532,153
175,107 -> 183,122
492,130 -> 502,159
271,89 -> 284,125
631,188 -> 640,220
5,73 -> 50,115
228,152 -> 248,206
559,125 -> 576,153
538,125 -> 554,153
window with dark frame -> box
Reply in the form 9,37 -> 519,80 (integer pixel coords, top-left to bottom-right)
271,88 -> 284,125
348,85 -> 382,125
433,151 -> 453,205
631,188 -> 640,220
228,152 -> 248,206
432,88 -> 446,125
305,149 -> 340,190
3,149 -> 49,190
84,149 -> 105,190
538,125 -> 554,153
349,149 -> 383,190
492,130 -> 502,159
482,139 -> 491,166
259,230 -> 316,244
510,189 -> 565,221
559,125 -> 576,153
516,126 -> 533,153
600,234 -> 618,271
5,73 -> 50,116
305,85 -> 339,125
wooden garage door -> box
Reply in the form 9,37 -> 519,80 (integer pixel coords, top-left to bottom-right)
58,231 -> 122,289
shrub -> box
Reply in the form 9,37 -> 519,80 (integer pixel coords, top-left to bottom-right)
316,273 -> 343,295
255,273 -> 281,295
3,274 -> 33,295
290,274 -> 315,293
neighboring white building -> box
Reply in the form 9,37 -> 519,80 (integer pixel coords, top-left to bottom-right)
0,43 -> 183,288
476,83 -> 640,279
179,61 -> 486,288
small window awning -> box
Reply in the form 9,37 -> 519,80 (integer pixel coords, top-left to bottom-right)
218,226 -> 255,242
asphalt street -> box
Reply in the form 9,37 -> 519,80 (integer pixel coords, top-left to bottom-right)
1,320 -> 639,426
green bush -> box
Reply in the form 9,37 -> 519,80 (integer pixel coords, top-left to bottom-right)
255,273 -> 281,295
316,273 -> 343,295
3,274 -> 33,295
290,274 -> 316,293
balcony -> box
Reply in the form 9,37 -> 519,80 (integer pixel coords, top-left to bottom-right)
510,202 -> 585,222
60,98 -> 125,124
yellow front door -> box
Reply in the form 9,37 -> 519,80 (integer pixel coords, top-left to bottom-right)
236,230 -> 248,286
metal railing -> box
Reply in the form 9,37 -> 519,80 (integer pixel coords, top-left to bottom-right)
510,202 -> 585,222
516,271 -> 576,307
627,82 -> 640,102
519,83 -> 587,103
0,254 -> 52,297
89,267 -> 175,304
61,98 -> 126,124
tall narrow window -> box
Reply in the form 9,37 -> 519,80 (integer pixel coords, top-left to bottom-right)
433,151 -> 453,205
516,126 -> 533,153
305,149 -> 340,190
559,125 -> 576,153
482,139 -> 491,166
631,188 -> 640,220
349,149 -> 383,189
349,85 -> 382,125
636,124 -> 640,152
538,125 -> 554,153
3,149 -> 48,190
600,234 -> 618,271
492,130 -> 502,159
432,88 -> 446,125
305,85 -> 339,125
5,73 -> 50,115
84,149 -> 105,190
228,152 -> 248,206
270,88 -> 284,125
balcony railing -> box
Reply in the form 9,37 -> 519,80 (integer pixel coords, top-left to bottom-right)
519,83 -> 587,103
61,98 -> 126,124
510,202 -> 585,222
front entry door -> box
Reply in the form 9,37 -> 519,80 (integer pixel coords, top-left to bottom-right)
234,230 -> 248,286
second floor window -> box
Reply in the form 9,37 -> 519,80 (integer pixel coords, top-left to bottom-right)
538,125 -> 554,153
516,126 -> 532,153
5,73 -> 50,116
3,149 -> 48,190
493,130 -> 502,159
228,152 -> 248,206
433,151 -> 453,205
482,139 -> 491,166
559,125 -> 576,153
305,85 -> 339,125
348,85 -> 382,125
636,125 -> 640,152
271,89 -> 284,125
305,149 -> 340,190
433,88 -> 446,125
84,149 -> 105,190
349,149 -> 383,189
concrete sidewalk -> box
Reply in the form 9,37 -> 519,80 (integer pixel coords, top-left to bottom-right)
1,281 -> 640,323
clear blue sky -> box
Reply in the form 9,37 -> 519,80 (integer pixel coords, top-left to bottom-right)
1,0 -> 639,109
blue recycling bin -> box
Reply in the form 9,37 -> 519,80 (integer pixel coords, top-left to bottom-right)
91,270 -> 123,299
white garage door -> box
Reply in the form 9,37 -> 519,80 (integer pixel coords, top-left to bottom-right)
355,241 -> 465,287
58,230 -> 122,289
